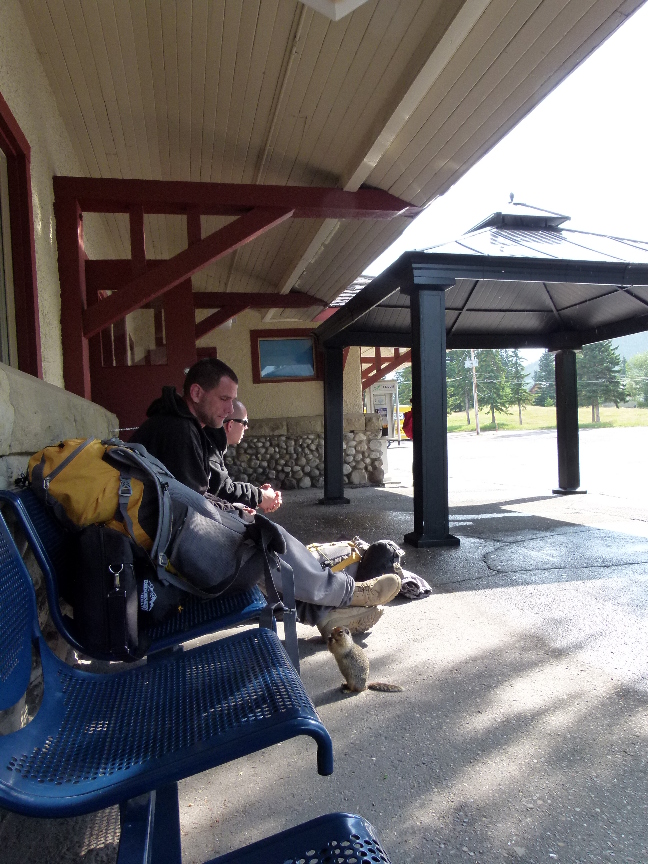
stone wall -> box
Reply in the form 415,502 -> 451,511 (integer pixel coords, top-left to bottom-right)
0,362 -> 118,488
224,412 -> 387,490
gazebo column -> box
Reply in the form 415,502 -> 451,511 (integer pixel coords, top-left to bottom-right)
321,345 -> 349,505
404,283 -> 459,548
553,348 -> 586,494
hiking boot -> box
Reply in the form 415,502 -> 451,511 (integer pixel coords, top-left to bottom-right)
349,573 -> 401,607
317,606 -> 384,641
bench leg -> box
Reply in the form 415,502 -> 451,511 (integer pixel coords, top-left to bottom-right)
117,783 -> 181,864
150,783 -> 182,864
118,792 -> 155,864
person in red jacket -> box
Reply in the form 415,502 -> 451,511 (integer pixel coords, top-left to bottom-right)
402,400 -> 413,439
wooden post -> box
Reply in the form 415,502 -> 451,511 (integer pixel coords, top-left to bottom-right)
321,345 -> 349,504
553,348 -> 586,494
54,198 -> 91,398
404,281 -> 459,547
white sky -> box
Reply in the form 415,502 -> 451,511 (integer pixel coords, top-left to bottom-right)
364,2 -> 648,364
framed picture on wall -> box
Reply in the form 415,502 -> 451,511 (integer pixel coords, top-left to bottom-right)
250,329 -> 323,383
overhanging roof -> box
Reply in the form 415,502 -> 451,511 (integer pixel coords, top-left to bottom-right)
315,214 -> 648,350
19,0 -> 645,319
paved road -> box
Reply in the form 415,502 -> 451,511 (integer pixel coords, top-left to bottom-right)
386,427 -> 648,693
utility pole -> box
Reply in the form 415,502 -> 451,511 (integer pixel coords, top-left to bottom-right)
471,348 -> 480,435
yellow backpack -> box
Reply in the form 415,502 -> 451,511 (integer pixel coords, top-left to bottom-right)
28,438 -> 155,550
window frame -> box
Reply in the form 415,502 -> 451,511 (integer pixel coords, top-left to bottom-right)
250,328 -> 323,384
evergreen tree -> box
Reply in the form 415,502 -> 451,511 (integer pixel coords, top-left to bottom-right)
504,349 -> 534,424
577,341 -> 626,422
394,363 -> 412,405
446,349 -> 473,423
626,351 -> 648,407
533,351 -> 556,406
475,349 -> 510,429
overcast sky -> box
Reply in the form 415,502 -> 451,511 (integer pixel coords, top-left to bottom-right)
364,2 -> 648,363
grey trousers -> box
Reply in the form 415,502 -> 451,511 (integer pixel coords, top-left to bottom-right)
233,525 -> 355,627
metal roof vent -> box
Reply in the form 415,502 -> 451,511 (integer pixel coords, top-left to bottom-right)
299,0 -> 372,21
469,201 -> 571,232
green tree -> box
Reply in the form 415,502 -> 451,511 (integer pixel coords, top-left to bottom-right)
446,349 -> 473,424
394,364 -> 412,405
532,351 -> 556,406
504,349 -> 534,424
577,341 -> 625,422
626,350 -> 648,406
475,349 -> 510,429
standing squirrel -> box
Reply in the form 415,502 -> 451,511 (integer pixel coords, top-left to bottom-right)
327,626 -> 403,693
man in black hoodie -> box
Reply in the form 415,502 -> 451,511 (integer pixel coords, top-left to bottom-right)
131,358 -> 279,511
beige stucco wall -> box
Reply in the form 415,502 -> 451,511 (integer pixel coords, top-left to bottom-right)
198,309 -> 363,419
0,361 -> 118,489
0,0 -> 113,387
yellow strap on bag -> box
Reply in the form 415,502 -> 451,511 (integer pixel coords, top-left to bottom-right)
306,541 -> 362,572
28,438 -> 152,549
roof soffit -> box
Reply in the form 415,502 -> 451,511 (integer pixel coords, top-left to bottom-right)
17,0 -> 645,318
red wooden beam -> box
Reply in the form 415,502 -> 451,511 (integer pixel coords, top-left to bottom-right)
195,298 -> 251,340
129,205 -> 146,276
53,176 -> 420,219
54,197 -> 91,398
82,207 -> 293,338
192,291 -> 321,309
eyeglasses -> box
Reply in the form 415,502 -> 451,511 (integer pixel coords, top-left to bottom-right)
228,418 -> 248,427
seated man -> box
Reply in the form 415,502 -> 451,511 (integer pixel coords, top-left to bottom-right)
131,358 -> 400,636
213,398 -> 281,513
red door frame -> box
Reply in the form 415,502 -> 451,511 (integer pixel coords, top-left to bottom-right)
0,91 -> 41,377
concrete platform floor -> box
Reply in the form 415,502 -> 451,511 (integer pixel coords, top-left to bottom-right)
2,426 -> 647,863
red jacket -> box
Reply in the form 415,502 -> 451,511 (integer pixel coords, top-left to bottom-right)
403,409 -> 413,439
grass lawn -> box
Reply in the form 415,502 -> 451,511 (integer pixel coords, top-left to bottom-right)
446,405 -> 648,433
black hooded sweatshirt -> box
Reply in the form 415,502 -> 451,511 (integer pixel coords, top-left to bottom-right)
130,386 -> 262,507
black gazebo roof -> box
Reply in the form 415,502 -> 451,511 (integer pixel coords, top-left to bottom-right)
315,207 -> 648,351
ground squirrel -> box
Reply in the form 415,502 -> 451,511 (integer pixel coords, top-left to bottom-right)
327,626 -> 403,693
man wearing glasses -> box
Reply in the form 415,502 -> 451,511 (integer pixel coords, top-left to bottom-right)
210,399 -> 282,514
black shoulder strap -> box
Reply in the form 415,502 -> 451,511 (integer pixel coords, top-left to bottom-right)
254,518 -> 300,673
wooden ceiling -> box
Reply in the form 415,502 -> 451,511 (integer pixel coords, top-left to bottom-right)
21,0 -> 643,322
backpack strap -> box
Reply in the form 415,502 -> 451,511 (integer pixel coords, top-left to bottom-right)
253,516 -> 300,672
35,437 -> 95,506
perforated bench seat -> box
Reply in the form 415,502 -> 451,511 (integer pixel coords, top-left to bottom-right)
0,488 -> 267,658
204,812 -> 393,864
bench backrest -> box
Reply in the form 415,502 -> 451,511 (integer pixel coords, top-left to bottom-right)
0,511 -> 38,711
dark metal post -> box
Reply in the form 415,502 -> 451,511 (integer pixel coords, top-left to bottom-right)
404,284 -> 459,547
553,348 -> 586,494
321,345 -> 349,504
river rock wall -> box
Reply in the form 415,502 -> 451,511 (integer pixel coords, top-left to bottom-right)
223,412 -> 386,490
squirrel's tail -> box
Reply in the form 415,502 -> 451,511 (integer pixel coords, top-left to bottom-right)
367,682 -> 403,692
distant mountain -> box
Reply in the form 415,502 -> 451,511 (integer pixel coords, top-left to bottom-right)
612,332 -> 648,361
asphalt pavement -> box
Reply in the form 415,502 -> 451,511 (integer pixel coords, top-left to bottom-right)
2,426 -> 647,864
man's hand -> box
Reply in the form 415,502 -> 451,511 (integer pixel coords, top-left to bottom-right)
259,483 -> 282,513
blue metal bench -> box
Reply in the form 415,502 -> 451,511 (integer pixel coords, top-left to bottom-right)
0,508 -> 332,862
202,812 -> 393,864
0,488 -> 268,659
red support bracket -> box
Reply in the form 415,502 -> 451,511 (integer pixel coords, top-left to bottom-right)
83,207 -> 293,338
195,298 -> 251,340
362,349 -> 411,390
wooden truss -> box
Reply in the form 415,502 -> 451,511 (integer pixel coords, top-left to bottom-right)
53,177 -> 418,399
